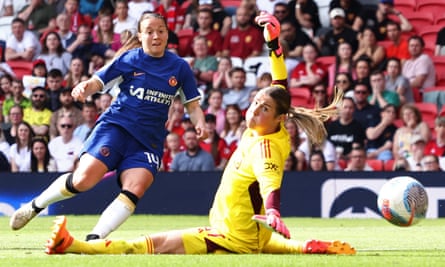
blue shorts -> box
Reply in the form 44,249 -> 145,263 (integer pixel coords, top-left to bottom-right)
81,121 -> 162,177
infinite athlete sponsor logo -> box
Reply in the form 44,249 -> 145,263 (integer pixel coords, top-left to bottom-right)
129,85 -> 175,104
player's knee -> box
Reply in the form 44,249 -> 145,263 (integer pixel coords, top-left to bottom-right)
65,173 -> 81,194
121,190 -> 139,206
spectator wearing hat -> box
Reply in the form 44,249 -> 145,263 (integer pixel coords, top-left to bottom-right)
200,113 -> 231,170
23,87 -> 52,137
170,127 -> 215,172
406,134 -> 426,171
32,59 -> 47,78
329,0 -> 362,28
352,0 -> 412,41
5,18 -> 42,62
315,8 -> 358,56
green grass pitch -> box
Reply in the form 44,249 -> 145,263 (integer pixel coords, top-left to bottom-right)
1,215 -> 444,267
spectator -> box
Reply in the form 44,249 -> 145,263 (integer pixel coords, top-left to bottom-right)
73,102 -> 98,141
289,0 -> 321,40
17,0 -> 57,34
298,138 -> 337,171
307,150 -> 328,171
161,132 -> 182,172
327,97 -> 366,159
435,26 -> 445,56
113,0 -> 137,35
98,92 -> 113,115
38,31 -> 72,76
199,0 -> 232,37
369,70 -> 400,108
329,0 -> 362,27
393,157 -> 410,171
200,113 -> 230,170
279,19 -> 313,59
402,36 -> 436,92
366,104 -> 397,161
2,79 -> 31,123
352,0 -> 412,41
31,59 -> 48,80
193,7 -> 223,57
289,43 -> 326,91
5,18 -> 42,62
316,8 -> 358,56
66,24 -> 115,72
165,96 -> 186,138
0,129 -> 10,166
55,13 -> 77,49
30,136 -> 56,172
353,56 -> 371,88
93,11 -> 122,52
257,73 -> 272,90
424,117 -> 445,157
272,2 -> 292,23
328,42 -> 355,90
23,87 -> 52,137
385,21 -> 410,63
333,72 -> 354,98
9,121 -> 34,172
421,154 -> 442,171
406,134 -> 426,171
64,57 -> 89,90
353,27 -> 386,70
220,104 -> 244,155
352,81 -> 380,132
205,88 -> 225,135
344,146 -> 373,171
128,0 -> 156,22
393,104 -> 431,160
2,105 -> 24,145
310,83 -> 329,109
155,0 -> 184,33
48,115 -> 83,172
284,118 -> 302,154
46,69 -> 65,112
170,128 -> 215,171
385,57 -> 413,105
0,0 -> 12,17
63,0 -> 91,33
189,35 -> 218,90
49,88 -> 83,140
222,67 -> 256,111
284,152 -> 298,171
0,74 -> 13,110
221,6 -> 263,60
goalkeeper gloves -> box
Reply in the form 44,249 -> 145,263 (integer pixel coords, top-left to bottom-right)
252,208 -> 290,239
254,11 -> 282,57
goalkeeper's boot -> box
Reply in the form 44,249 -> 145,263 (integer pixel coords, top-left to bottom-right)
45,216 -> 74,254
10,200 -> 42,230
303,240 -> 356,255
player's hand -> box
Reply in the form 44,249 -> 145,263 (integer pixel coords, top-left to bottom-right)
252,209 -> 290,239
255,11 -> 281,43
71,81 -> 88,102
195,125 -> 208,140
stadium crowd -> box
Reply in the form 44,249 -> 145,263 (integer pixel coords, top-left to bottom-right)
1,0 -> 445,173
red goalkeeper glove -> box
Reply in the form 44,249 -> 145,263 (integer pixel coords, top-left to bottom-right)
252,209 -> 290,239
254,11 -> 282,57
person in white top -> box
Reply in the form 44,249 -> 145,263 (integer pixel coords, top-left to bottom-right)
48,115 -> 83,172
113,0 -> 137,35
5,17 -> 41,61
128,0 -> 156,22
0,0 -> 13,17
9,121 -> 34,172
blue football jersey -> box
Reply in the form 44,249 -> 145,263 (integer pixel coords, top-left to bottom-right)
94,48 -> 200,155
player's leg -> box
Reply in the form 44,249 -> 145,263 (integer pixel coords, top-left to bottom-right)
86,168 -> 154,240
262,234 -> 356,255
46,216 -> 154,254
10,154 -> 108,230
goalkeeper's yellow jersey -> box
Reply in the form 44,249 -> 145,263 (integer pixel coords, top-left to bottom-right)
209,123 -> 290,250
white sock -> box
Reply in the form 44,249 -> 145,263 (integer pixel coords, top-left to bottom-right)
34,173 -> 76,208
90,193 -> 136,238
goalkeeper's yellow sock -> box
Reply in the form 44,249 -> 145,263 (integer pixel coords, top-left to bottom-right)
66,236 -> 154,254
261,234 -> 304,254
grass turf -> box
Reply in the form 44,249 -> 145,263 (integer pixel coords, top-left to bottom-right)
1,215 -> 444,267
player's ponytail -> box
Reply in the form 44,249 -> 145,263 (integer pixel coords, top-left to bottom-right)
287,87 -> 343,145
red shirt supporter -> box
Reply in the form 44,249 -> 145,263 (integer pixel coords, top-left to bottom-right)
424,140 -> 445,157
156,1 -> 183,32
194,30 -> 223,56
386,39 -> 410,61
290,62 -> 327,84
222,26 -> 263,59
200,138 -> 231,167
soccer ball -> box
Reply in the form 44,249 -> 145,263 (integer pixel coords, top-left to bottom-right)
377,176 -> 428,227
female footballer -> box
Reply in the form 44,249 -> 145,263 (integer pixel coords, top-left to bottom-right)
10,13 -> 207,241
45,12 -> 355,255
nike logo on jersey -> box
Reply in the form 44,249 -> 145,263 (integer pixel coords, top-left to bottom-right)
133,72 -> 144,76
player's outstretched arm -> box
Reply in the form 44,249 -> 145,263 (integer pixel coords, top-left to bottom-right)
255,11 -> 287,88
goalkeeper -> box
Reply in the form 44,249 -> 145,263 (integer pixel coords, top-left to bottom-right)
45,12 -> 355,256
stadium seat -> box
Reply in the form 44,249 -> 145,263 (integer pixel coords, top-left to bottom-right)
366,159 -> 384,171
316,56 -> 335,69
417,1 -> 445,23
384,159 -> 395,171
403,13 -> 434,33
418,25 -> 443,50
176,28 -> 194,57
414,102 -> 438,129
220,0 -> 241,8
394,0 -> 417,14
6,60 -> 33,80
435,17 -> 445,27
289,87 -> 311,107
